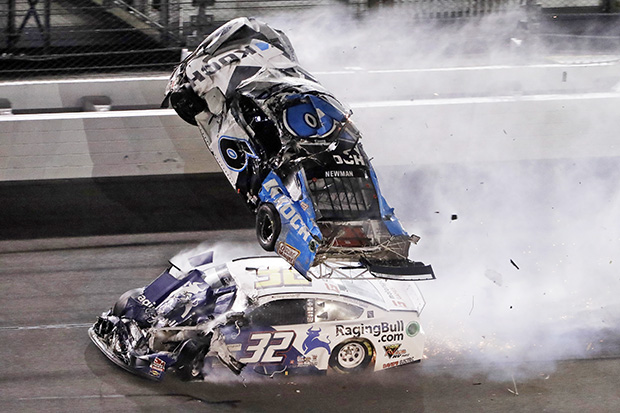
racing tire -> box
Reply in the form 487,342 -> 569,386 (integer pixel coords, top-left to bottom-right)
256,203 -> 280,251
175,339 -> 210,382
112,288 -> 144,317
169,85 -> 208,126
329,339 -> 374,374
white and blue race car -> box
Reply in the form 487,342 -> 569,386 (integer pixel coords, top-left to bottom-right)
163,17 -> 434,279
89,248 -> 428,381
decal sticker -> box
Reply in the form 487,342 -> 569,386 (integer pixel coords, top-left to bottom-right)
384,344 -> 401,358
336,320 -> 404,343
283,95 -> 345,139
149,357 -> 166,377
262,178 -> 313,243
218,136 -> 248,171
136,294 -> 155,308
384,344 -> 409,359
198,42 -> 270,77
239,331 -> 296,364
325,170 -> 355,178
382,361 -> 399,369
332,152 -> 364,166
254,267 -> 309,289
398,356 -> 416,366
295,354 -> 319,367
277,242 -> 300,265
302,326 -> 331,355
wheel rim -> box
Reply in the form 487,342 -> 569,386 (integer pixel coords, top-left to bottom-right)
259,214 -> 274,243
337,342 -> 366,369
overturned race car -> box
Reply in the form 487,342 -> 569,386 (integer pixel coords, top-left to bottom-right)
89,248 -> 429,381
163,17 -> 434,279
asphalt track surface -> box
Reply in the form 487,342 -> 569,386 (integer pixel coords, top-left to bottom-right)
2,230 -> 619,413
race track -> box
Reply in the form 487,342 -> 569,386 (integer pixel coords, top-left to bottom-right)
1,230 -> 619,413
2,34 -> 620,410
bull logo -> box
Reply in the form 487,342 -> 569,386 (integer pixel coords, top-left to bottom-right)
302,326 -> 331,355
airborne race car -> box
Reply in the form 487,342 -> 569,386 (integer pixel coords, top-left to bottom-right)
89,249 -> 428,381
163,17 -> 433,279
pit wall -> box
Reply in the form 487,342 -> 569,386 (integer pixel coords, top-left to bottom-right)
1,62 -> 620,182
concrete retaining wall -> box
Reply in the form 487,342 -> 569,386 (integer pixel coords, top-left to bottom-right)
1,62 -> 619,182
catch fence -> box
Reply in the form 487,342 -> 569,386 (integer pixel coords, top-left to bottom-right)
0,0 -> 617,78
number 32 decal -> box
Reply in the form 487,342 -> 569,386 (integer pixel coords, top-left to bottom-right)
239,331 -> 296,363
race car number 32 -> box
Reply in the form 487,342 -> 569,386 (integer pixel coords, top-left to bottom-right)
239,331 -> 296,363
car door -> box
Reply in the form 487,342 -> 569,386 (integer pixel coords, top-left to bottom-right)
220,297 -> 315,373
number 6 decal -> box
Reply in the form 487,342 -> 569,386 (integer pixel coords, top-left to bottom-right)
239,331 -> 296,364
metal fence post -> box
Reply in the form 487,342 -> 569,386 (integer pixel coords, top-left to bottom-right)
44,0 -> 51,53
160,0 -> 169,46
7,0 -> 16,50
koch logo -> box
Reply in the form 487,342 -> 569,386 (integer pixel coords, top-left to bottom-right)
263,178 -> 312,242
302,326 -> 331,355
198,42 -> 270,77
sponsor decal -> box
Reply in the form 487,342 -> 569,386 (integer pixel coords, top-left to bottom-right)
335,320 -> 404,343
383,344 -> 401,358
263,178 -> 313,243
333,151 -> 364,166
277,242 -> 300,265
192,42 -> 270,79
384,344 -> 409,359
382,361 -> 399,369
398,356 -> 416,366
295,354 -> 319,367
382,357 -> 416,370
149,357 -> 166,377
302,326 -> 331,355
325,170 -> 354,178
136,294 -> 155,308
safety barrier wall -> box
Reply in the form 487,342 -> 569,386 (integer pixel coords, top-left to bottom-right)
1,63 -> 620,181
3,62 -> 619,112
2,93 -> 620,181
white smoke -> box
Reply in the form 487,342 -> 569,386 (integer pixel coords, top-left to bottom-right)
387,160 -> 620,380
257,7 -> 620,381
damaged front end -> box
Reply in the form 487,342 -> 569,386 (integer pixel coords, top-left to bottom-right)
88,251 -> 249,381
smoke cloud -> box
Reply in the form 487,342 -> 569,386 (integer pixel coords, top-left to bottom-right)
259,7 -> 620,380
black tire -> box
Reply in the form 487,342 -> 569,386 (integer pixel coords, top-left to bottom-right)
329,339 -> 374,374
169,85 -> 208,126
256,203 -> 281,251
112,288 -> 144,317
175,339 -> 210,381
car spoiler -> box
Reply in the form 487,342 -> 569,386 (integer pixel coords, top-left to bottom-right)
359,257 -> 435,281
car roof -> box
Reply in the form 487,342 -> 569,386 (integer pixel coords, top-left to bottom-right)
225,256 -> 424,313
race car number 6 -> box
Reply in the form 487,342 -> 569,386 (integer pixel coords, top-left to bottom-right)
239,331 -> 296,363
